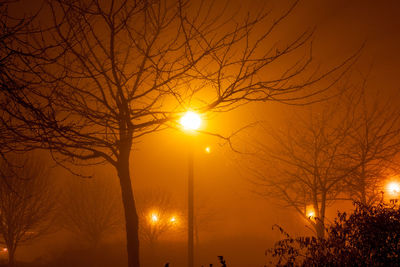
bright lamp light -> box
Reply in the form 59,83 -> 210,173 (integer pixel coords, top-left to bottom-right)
180,111 -> 201,130
150,213 -> 159,223
388,182 -> 400,195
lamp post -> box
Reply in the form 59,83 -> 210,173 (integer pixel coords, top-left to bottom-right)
180,111 -> 201,267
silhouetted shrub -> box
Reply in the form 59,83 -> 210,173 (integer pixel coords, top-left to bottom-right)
267,202 -> 400,266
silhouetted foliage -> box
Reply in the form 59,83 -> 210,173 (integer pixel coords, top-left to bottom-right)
267,202 -> 400,266
217,256 -> 227,267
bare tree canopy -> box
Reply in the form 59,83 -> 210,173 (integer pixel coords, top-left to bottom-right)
58,175 -> 123,247
0,0 -> 359,266
343,86 -> 400,205
135,188 -> 182,266
0,0 -> 357,159
0,2 -> 38,154
0,153 -> 55,267
248,85 -> 400,238
249,102 -> 355,238
136,188 -> 181,247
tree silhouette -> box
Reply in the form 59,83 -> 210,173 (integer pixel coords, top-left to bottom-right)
0,1 -> 357,266
250,85 -> 400,238
250,101 -> 355,238
0,1 -> 38,154
58,176 -> 123,248
136,188 -> 182,266
343,86 -> 400,205
0,154 -> 55,267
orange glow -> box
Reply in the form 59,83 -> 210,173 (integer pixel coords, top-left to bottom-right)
2,248 -> 7,252
150,213 -> 159,223
387,181 -> 400,195
180,111 -> 201,130
205,146 -> 211,153
306,205 -> 315,219
170,216 -> 177,223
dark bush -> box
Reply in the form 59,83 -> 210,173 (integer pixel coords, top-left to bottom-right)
267,202 -> 400,266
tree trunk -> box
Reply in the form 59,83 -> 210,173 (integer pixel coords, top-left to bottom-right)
7,245 -> 16,267
117,155 -> 140,267
317,195 -> 326,239
360,188 -> 367,205
194,219 -> 199,246
360,164 -> 367,204
315,220 -> 325,239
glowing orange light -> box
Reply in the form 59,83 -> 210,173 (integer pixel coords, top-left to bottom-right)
388,182 -> 400,195
170,216 -> 177,223
306,205 -> 315,219
150,213 -> 159,223
2,248 -> 7,252
205,147 -> 211,153
180,111 -> 201,130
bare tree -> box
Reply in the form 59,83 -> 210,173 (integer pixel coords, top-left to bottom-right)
192,193 -> 221,246
0,1 -> 37,154
250,84 -> 400,238
0,1 -> 27,91
250,104 -> 354,238
58,175 -> 123,248
0,0 -> 358,265
136,188 -> 181,248
136,188 -> 181,267
0,153 -> 55,267
344,86 -> 400,204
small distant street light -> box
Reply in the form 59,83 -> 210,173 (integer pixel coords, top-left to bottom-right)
180,111 -> 202,267
306,205 -> 315,219
307,210 -> 315,219
205,146 -> 211,153
150,213 -> 159,224
170,216 -> 177,223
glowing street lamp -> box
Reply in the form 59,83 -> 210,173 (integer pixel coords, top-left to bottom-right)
387,181 -> 400,204
170,216 -> 177,223
180,111 -> 202,267
306,205 -> 315,219
150,212 -> 159,224
180,111 -> 201,131
388,182 -> 400,195
307,210 -> 315,219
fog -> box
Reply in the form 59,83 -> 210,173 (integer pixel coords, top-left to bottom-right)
1,0 -> 400,266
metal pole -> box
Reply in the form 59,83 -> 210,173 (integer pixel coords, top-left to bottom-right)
188,137 -> 194,267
